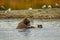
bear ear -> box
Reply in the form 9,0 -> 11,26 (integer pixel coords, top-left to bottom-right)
24,17 -> 27,20
23,17 -> 30,21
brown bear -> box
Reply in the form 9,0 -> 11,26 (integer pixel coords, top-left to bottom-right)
16,17 -> 30,29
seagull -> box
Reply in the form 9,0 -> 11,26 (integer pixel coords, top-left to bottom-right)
48,5 -> 52,8
8,8 -> 11,12
55,3 -> 59,8
28,8 -> 32,10
42,5 -> 46,9
5,8 -> 11,13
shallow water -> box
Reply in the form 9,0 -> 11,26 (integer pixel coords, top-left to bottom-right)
0,19 -> 60,28
0,19 -> 60,40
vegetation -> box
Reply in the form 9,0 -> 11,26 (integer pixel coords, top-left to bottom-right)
0,0 -> 60,10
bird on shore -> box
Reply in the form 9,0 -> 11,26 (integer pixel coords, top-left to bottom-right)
55,3 -> 59,8
42,5 -> 46,9
48,5 -> 52,8
5,8 -> 11,13
28,8 -> 32,10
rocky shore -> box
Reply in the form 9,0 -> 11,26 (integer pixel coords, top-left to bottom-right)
0,13 -> 60,19
0,9 -> 60,19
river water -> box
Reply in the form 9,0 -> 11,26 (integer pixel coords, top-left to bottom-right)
0,19 -> 60,40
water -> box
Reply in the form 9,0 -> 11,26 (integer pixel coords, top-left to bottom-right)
0,19 -> 60,40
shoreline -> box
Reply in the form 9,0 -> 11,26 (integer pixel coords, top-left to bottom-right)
0,9 -> 60,19
0,13 -> 60,19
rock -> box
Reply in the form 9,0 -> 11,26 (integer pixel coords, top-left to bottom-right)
29,15 -> 33,18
